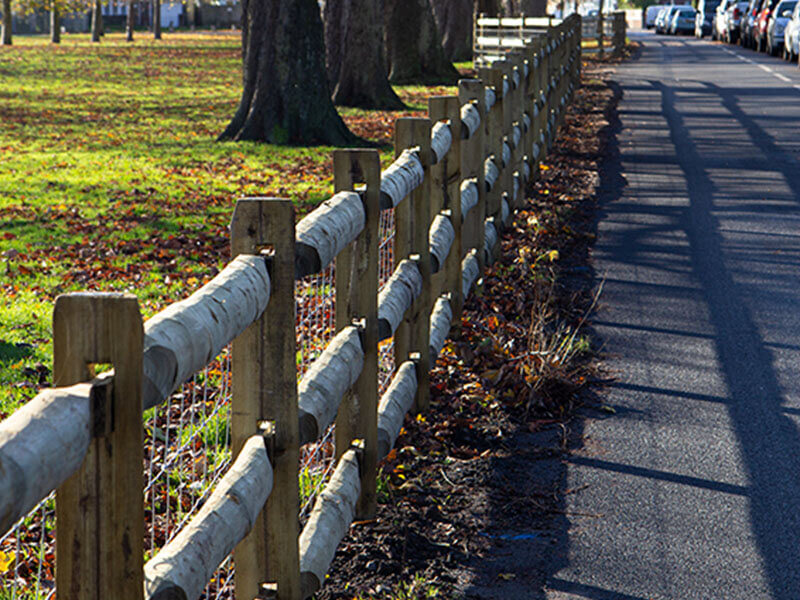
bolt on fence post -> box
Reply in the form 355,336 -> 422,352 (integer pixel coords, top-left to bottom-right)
230,198 -> 301,600
508,53 -> 525,210
477,65 -> 505,222
521,44 -> 536,178
429,95 -> 462,313
332,149 -> 380,519
53,292 -> 144,600
394,117 -> 433,413
459,79 -> 488,277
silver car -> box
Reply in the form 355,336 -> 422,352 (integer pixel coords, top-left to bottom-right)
672,7 -> 699,32
782,0 -> 800,58
767,0 -> 797,54
659,4 -> 692,33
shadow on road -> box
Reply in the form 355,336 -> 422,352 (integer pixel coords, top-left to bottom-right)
650,77 -> 800,600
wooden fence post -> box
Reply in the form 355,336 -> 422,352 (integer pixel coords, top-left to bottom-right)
394,117 -> 432,413
230,198 -> 301,600
531,36 -> 545,171
53,292 -> 144,600
429,96 -> 463,320
459,79 -> 488,276
333,149 -> 381,519
477,65 -> 505,221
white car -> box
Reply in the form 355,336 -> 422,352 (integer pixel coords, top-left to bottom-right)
714,0 -> 738,40
782,0 -> 800,59
646,4 -> 663,27
766,0 -> 797,55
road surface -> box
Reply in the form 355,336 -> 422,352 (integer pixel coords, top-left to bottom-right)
546,31 -> 800,599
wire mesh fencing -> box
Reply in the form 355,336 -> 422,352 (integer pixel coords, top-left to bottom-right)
2,196 -> 399,598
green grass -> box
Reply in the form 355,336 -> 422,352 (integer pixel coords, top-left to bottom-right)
0,32 -> 451,415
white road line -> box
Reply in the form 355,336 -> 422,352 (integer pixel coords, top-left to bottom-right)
713,39 -> 799,88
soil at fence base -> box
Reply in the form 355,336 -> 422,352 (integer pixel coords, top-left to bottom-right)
314,54 -> 626,600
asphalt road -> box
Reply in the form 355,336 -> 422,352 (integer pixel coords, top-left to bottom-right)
545,31 -> 800,599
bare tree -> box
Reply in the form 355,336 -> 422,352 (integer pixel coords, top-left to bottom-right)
324,0 -> 405,109
384,0 -> 460,84
91,0 -> 102,42
219,0 -> 359,145
1,0 -> 12,45
126,0 -> 134,41
153,0 -> 161,39
50,0 -> 60,43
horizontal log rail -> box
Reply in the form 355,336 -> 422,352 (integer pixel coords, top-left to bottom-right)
0,14 -> 582,600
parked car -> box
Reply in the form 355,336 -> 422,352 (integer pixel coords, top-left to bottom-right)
645,4 -> 663,27
755,0 -> 782,50
697,0 -> 723,37
740,0 -> 763,46
658,5 -> 691,32
655,6 -> 673,32
724,0 -> 750,42
766,0 -> 797,53
673,7 -> 699,32
782,0 -> 800,59
713,0 -> 735,39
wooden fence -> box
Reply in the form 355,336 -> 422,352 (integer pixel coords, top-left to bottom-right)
0,14 -> 581,600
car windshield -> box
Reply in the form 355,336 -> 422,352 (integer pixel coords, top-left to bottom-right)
778,0 -> 796,14
679,9 -> 696,15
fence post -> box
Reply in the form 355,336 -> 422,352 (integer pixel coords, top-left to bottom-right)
531,36 -> 545,171
508,53 -> 525,209
477,65 -> 505,221
230,198 -> 301,600
459,79 -> 488,278
521,44 -> 536,179
429,96 -> 463,319
53,292 -> 144,600
332,149 -> 381,518
598,7 -> 605,57
394,117 -> 433,413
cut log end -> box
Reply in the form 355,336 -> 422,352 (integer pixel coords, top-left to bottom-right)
149,583 -> 189,600
295,243 -> 323,280
300,571 -> 321,600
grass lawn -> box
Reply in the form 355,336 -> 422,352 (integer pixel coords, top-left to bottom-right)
0,32 -> 458,416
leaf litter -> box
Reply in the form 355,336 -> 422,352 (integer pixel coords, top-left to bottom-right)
315,56 -> 623,600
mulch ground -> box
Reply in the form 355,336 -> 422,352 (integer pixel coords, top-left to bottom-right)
315,52 -> 628,600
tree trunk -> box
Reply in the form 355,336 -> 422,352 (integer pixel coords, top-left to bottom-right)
518,0 -> 547,15
1,0 -> 11,45
598,0 -> 604,56
384,0 -> 460,84
91,0 -> 102,42
499,0 -> 547,15
475,0 -> 500,16
430,0 -> 472,62
219,0 -> 360,145
154,0 -> 161,38
50,4 -> 60,43
324,0 -> 405,109
126,0 -> 134,40
187,0 -> 196,29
